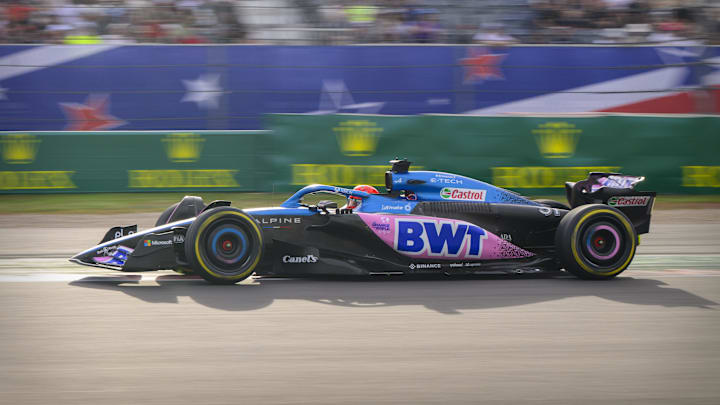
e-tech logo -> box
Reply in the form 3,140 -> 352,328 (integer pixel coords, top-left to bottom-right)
430,175 -> 463,185
440,187 -> 486,201
394,218 -> 488,258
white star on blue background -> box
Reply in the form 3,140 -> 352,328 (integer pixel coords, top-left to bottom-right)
181,74 -> 223,109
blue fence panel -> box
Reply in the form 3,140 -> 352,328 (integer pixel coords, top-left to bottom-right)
0,45 -> 716,131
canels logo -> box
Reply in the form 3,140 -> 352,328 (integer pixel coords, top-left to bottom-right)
440,187 -> 486,201
533,122 -> 582,158
1,134 -> 40,164
395,218 -> 488,258
333,120 -> 382,156
282,255 -> 318,264
162,133 -> 205,163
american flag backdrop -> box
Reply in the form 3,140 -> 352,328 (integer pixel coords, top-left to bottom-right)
0,44 -> 717,131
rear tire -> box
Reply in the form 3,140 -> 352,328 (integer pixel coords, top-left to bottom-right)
555,204 -> 636,279
184,207 -> 263,284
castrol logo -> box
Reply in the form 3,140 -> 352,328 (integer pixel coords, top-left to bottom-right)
440,187 -> 486,202
607,196 -> 650,207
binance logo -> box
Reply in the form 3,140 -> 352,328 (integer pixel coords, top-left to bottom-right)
1,134 -> 41,164
533,122 -> 581,159
163,133 -> 205,163
333,120 -> 382,157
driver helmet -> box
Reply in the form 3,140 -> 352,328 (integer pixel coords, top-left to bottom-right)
347,184 -> 379,209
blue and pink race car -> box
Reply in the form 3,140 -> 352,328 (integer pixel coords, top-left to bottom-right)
71,159 -> 655,284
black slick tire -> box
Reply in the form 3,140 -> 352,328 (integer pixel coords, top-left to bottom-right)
184,207 -> 263,284
555,204 -> 637,280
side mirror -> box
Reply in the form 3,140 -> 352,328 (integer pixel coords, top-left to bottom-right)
317,200 -> 338,213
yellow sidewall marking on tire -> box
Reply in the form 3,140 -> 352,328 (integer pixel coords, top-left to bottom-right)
194,211 -> 263,280
570,209 -> 636,276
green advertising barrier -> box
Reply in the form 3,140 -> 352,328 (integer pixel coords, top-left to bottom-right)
0,131 -> 272,193
4,116 -> 718,194
267,114 -> 720,194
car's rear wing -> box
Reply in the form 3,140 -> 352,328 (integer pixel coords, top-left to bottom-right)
565,172 -> 656,235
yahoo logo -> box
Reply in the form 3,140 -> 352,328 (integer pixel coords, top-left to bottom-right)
395,219 -> 487,257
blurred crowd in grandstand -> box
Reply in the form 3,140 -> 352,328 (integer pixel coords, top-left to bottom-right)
1,0 -> 718,45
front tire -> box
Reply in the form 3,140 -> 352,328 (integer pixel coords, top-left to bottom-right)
555,204 -> 637,279
184,207 -> 263,284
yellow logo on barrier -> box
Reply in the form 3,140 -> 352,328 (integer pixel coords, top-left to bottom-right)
682,166 -> 720,187
292,164 -> 423,187
128,170 -> 239,188
333,120 -> 382,156
0,171 -> 76,190
533,122 -> 581,159
162,133 -> 205,163
492,166 -> 621,188
1,134 -> 41,164
292,164 -> 386,186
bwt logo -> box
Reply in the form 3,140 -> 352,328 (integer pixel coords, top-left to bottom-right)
395,219 -> 487,257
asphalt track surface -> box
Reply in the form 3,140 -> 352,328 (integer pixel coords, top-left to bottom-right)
1,209 -> 720,404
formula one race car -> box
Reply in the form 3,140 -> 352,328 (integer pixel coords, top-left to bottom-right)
71,159 -> 656,284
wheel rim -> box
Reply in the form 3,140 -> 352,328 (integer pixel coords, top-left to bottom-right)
584,224 -> 620,261
576,216 -> 630,272
202,218 -> 255,275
